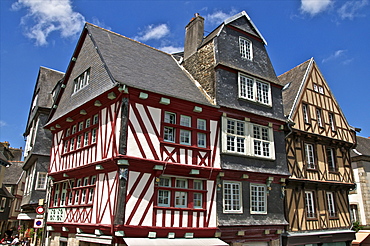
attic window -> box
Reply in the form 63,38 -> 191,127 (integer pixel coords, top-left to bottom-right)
73,68 -> 90,94
239,37 -> 253,60
282,82 -> 291,91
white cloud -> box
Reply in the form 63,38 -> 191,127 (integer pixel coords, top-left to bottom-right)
322,49 -> 347,63
135,24 -> 169,42
0,120 -> 6,127
338,0 -> 369,20
12,0 -> 85,46
300,0 -> 333,15
159,46 -> 183,54
205,9 -> 238,25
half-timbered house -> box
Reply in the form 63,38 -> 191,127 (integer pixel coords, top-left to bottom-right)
279,58 -> 356,246
44,23 -> 227,246
20,67 -> 64,238
182,11 -> 290,246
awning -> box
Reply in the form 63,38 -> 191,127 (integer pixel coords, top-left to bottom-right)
352,231 -> 370,246
17,213 -> 37,220
124,238 -> 229,246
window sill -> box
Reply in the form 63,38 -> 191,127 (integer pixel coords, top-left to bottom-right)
221,151 -> 275,161
50,204 -> 93,209
154,206 -> 206,212
62,143 -> 97,156
161,141 -> 211,151
306,217 -> 318,221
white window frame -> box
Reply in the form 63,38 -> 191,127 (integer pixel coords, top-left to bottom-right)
35,172 -> 47,190
305,191 -> 316,218
305,143 -> 316,169
60,182 -> 67,206
327,148 -> 337,172
239,36 -> 253,60
328,113 -> 336,131
223,181 -> 242,213
180,115 -> 191,127
222,117 -> 275,159
303,103 -> 309,124
326,192 -> 336,217
164,112 -> 176,124
250,184 -> 267,214
197,119 -> 206,130
73,69 -> 90,93
252,125 -> 271,158
316,108 -> 323,127
238,73 -> 271,106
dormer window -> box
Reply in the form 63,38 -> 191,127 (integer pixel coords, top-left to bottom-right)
239,37 -> 253,60
73,68 -> 90,93
238,73 -> 271,106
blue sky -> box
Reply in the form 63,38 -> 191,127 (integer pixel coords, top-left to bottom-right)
1,0 -> 369,150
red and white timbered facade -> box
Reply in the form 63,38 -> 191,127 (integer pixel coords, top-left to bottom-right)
47,86 -> 222,242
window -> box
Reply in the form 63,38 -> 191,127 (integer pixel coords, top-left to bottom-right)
162,112 -> 207,147
239,73 -> 271,105
223,181 -> 242,213
350,204 -> 359,222
158,177 -> 171,207
51,176 -> 96,207
327,148 -> 337,172
36,172 -> 47,190
60,182 -> 67,206
223,117 -> 274,159
250,184 -> 266,214
305,143 -> 316,169
156,177 -> 205,209
239,37 -> 252,60
179,116 -> 191,145
0,197 -> 6,212
328,113 -> 336,131
313,84 -> 318,92
73,69 -> 90,93
305,191 -> 316,218
326,192 -> 336,217
63,115 -> 99,154
316,108 -> 323,127
253,125 -> 271,157
197,119 -> 207,148
302,103 -> 310,124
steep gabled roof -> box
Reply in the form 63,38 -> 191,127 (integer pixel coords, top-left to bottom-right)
279,58 -> 312,117
48,23 -> 215,124
3,161 -> 24,185
86,24 -> 213,106
224,11 -> 267,45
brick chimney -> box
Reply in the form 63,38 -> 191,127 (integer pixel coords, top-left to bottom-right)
184,13 -> 204,60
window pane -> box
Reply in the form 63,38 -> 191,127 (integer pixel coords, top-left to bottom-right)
197,132 -> 206,147
180,130 -> 191,145
180,115 -> 191,127
224,182 -> 241,212
197,119 -> 206,130
164,112 -> 176,124
194,193 -> 202,208
251,185 -> 266,213
164,127 -> 175,142
175,191 -> 187,207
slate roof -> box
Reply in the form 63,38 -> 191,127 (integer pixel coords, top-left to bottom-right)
278,58 -> 312,117
3,161 -> 24,185
351,136 -> 370,157
86,23 -> 213,106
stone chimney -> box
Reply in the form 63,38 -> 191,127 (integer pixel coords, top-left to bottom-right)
184,13 -> 204,60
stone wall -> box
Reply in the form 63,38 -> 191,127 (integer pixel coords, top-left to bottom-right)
183,41 -> 216,99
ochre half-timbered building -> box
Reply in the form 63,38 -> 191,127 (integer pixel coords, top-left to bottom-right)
279,58 -> 356,246
182,12 -> 290,246
44,23 -> 228,245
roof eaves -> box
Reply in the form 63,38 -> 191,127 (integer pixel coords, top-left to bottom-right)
288,57 -> 314,120
224,11 -> 267,45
